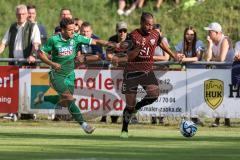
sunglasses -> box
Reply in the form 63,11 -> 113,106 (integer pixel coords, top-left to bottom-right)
118,29 -> 127,33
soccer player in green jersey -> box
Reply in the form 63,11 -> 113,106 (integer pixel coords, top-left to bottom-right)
37,18 -> 116,134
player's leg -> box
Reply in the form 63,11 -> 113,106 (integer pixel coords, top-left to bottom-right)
121,93 -> 136,134
135,71 -> 160,111
121,71 -> 139,138
51,73 -> 95,134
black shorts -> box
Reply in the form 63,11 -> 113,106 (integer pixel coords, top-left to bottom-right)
121,70 -> 159,94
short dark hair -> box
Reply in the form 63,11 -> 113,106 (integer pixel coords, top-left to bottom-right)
27,4 -> 36,10
60,7 -> 71,14
141,12 -> 153,23
60,18 -> 74,29
154,24 -> 162,31
81,21 -> 91,28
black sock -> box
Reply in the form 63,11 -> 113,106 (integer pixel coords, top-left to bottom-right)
122,106 -> 134,132
135,96 -> 158,111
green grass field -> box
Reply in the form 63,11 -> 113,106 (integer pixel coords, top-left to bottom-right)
0,121 -> 240,160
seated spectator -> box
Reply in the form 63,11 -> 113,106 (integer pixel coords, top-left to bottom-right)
77,21 -> 104,67
204,22 -> 234,127
154,0 -> 180,11
117,0 -> 144,16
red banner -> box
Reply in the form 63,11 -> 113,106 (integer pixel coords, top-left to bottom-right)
0,66 -> 19,113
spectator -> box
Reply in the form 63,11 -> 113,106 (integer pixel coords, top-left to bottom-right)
204,22 -> 234,127
54,8 -> 72,34
117,0 -> 144,16
0,4 -> 41,120
154,0 -> 180,11
151,23 -> 170,125
100,21 -> 130,123
27,4 -> 47,44
175,26 -> 205,126
74,18 -> 83,34
231,41 -> 240,102
78,21 -> 104,67
175,26 -> 205,68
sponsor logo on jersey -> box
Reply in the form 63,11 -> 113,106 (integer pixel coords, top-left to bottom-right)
58,46 -> 73,56
204,79 -> 224,110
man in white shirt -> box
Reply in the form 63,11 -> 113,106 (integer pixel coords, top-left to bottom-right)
0,4 -> 41,65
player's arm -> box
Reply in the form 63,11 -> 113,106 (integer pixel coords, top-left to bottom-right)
127,46 -> 141,61
91,39 -> 118,48
38,50 -> 61,71
159,40 -> 177,60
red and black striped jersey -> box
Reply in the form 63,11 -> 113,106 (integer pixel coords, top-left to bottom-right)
125,29 -> 162,72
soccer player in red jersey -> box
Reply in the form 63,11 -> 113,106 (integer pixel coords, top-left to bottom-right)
120,12 -> 177,138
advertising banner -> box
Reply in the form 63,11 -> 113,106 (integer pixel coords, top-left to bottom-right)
0,66 -> 19,113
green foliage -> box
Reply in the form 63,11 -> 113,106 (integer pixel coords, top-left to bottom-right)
0,0 -> 239,54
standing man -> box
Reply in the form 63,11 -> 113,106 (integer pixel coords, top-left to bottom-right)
54,8 -> 72,34
0,4 -> 41,65
78,21 -> 104,66
27,4 -> 47,44
120,12 -> 177,138
38,18 -> 117,134
204,22 -> 234,127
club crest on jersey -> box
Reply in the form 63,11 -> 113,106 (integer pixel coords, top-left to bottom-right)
70,40 -> 74,45
150,39 -> 156,45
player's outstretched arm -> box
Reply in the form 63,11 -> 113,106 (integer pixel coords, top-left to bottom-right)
160,41 -> 177,61
91,39 -> 118,48
38,50 -> 61,71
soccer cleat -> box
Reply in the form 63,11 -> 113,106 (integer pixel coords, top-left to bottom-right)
34,92 -> 44,105
120,131 -> 128,138
82,123 -> 95,134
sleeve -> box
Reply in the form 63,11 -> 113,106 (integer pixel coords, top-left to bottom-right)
175,41 -> 183,52
235,41 -> 240,55
1,28 -> 10,45
40,37 -> 54,55
196,40 -> 205,52
76,34 -> 92,45
31,24 -> 41,44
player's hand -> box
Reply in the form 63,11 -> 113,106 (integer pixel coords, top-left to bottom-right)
27,55 -> 36,64
75,55 -> 85,64
51,62 -> 61,71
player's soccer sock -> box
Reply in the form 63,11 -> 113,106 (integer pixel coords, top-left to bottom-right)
44,95 -> 60,104
135,96 -> 158,111
68,100 -> 85,125
122,106 -> 134,132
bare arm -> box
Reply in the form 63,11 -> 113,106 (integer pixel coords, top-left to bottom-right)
160,40 -> 177,60
38,50 -> 61,71
205,36 -> 213,61
0,43 -> 6,54
217,38 -> 229,62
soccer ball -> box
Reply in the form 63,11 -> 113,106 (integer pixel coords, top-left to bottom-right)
180,120 -> 197,138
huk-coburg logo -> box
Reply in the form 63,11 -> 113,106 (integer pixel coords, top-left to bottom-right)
204,79 -> 224,110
